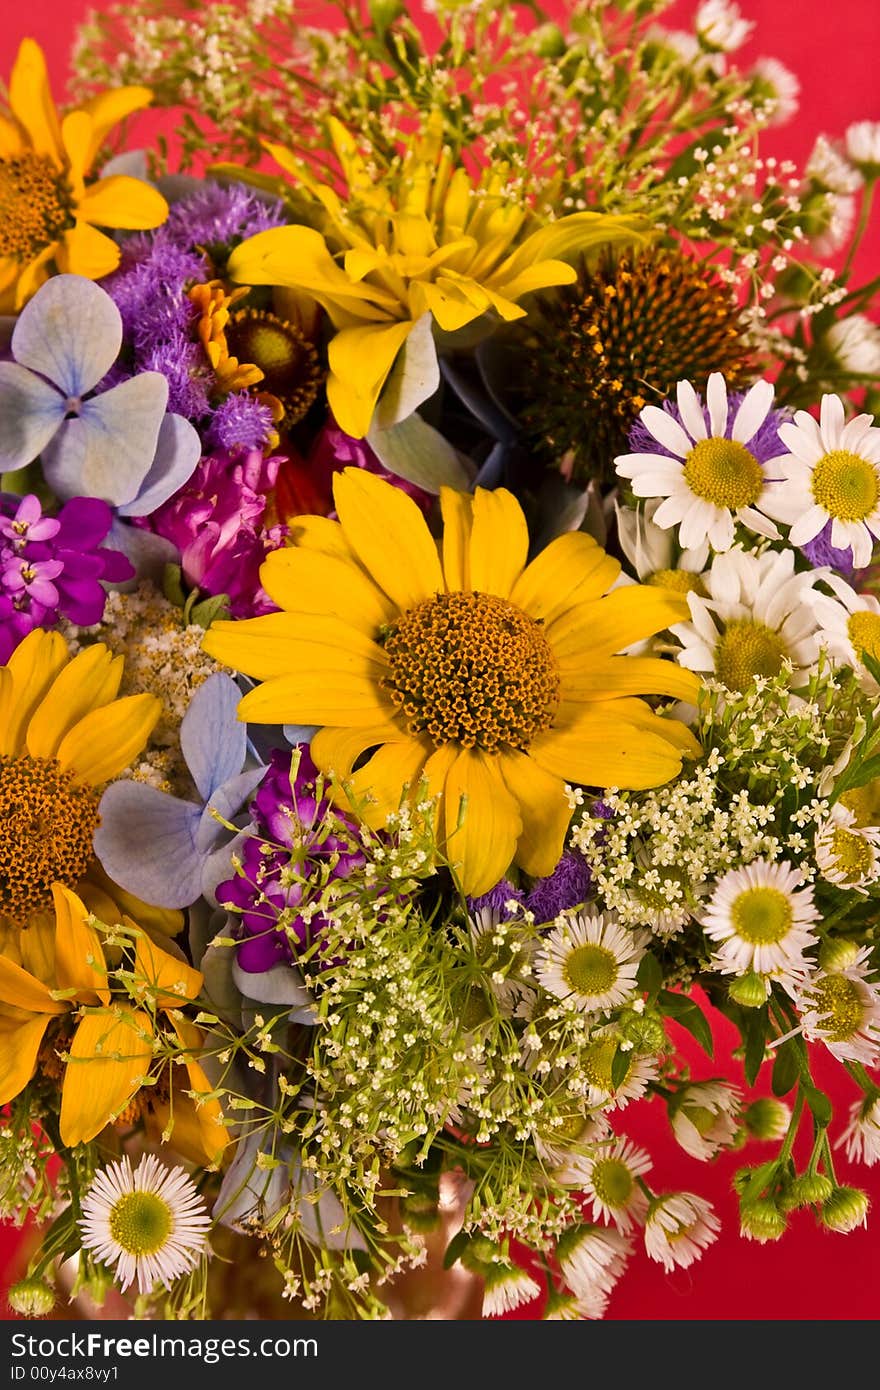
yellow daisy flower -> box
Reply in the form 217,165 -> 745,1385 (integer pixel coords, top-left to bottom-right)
0,627 -> 180,950
0,38 -> 168,311
225,114 -> 650,438
203,471 -> 700,895
0,883 -> 227,1160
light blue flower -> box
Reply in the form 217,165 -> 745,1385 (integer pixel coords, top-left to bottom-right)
94,672 -> 264,909
0,274 -> 200,514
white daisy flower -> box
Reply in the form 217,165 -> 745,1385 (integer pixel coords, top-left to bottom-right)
615,374 -> 783,553
534,1113 -> 613,1171
761,394 -> 880,569
579,1037 -> 658,1111
670,1080 -> 742,1160
811,193 -> 857,258
700,859 -> 819,985
482,1265 -> 542,1318
644,1193 -> 720,1272
544,1287 -> 608,1320
793,948 -> 880,1065
557,1224 -> 631,1306
838,1096 -> 880,1166
556,1135 -> 652,1233
468,904 -> 534,1010
536,911 -> 647,1015
615,499 -> 708,590
79,1154 -> 211,1295
695,0 -> 753,52
671,546 -> 828,692
807,134 -> 863,194
825,315 -> 880,379
750,58 -> 800,127
846,121 -> 880,177
814,804 -> 880,888
812,572 -> 880,693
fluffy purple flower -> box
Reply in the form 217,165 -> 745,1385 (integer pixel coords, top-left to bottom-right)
136,449 -> 286,617
525,851 -> 593,923
0,494 -> 132,662
627,390 -> 788,464
217,748 -> 365,973
163,181 -> 286,251
103,241 -> 205,352
466,879 -> 525,923
206,393 -> 275,454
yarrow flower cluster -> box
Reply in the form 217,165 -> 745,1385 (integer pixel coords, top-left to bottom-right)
1,0 -> 880,1328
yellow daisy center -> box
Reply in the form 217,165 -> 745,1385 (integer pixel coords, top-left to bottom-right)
590,1157 -> 634,1207
841,779 -> 880,828
811,450 -> 879,521
226,310 -> 325,426
582,1039 -> 629,1092
381,591 -> 560,753
0,153 -> 75,262
715,618 -> 786,692
810,974 -> 864,1041
683,438 -> 764,510
730,885 -> 793,944
847,610 -> 880,665
563,942 -> 619,996
109,1191 -> 172,1257
0,755 -> 100,924
828,826 -> 874,882
683,1104 -> 717,1136
647,569 -> 707,597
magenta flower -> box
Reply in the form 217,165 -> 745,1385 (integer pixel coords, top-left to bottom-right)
136,449 -> 287,617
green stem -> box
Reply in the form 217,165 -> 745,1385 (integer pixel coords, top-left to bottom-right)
777,1089 -> 806,1168
841,178 -> 876,281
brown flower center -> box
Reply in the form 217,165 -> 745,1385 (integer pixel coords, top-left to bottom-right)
380,591 -> 560,753
0,153 -> 75,262
0,755 -> 100,924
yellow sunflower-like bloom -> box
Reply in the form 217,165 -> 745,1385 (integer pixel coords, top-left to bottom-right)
203,471 -> 701,895
0,628 -> 181,948
0,38 -> 168,311
225,115 -> 650,438
0,883 -> 227,1160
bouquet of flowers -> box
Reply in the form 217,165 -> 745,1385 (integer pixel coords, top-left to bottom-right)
2,0 -> 880,1323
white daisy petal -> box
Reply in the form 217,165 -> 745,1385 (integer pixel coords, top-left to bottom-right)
640,405 -> 694,459
705,372 -> 729,438
677,379 -> 708,441
731,378 -> 774,444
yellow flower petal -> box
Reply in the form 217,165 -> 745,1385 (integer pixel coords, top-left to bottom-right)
12,245 -> 54,309
131,929 -> 203,1010
602,698 -> 702,758
260,547 -> 395,632
0,954 -> 67,1016
0,628 -> 68,756
0,1014 -> 51,1105
510,532 -> 621,623
55,221 -> 121,279
547,585 -> 689,662
56,693 -> 161,786
52,884 -> 110,1005
0,114 -> 23,158
311,722 -> 411,781
530,712 -> 687,790
26,644 -> 123,760
333,468 -> 444,613
228,225 -> 399,322
79,86 -> 153,165
559,656 -> 701,704
9,38 -> 63,164
498,750 -> 571,880
327,320 -> 415,439
468,487 -> 529,598
60,1005 -> 154,1146
337,736 -> 432,830
60,110 -> 93,190
288,514 -> 355,562
204,612 -> 388,682
77,175 -> 168,231
237,670 -> 394,727
440,487 -> 473,591
80,864 -> 185,939
443,748 -> 522,896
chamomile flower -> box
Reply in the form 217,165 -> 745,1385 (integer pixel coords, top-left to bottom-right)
557,1136 -> 652,1233
825,316 -> 880,379
761,394 -> 880,569
670,1081 -> 741,1160
536,911 -> 647,1015
845,121 -> 880,178
695,0 -> 754,52
644,1193 -> 720,1272
793,949 -> 880,1065
578,1038 -> 658,1111
556,1224 -> 631,1306
79,1155 -> 211,1295
615,374 -> 784,552
807,134 -> 863,195
749,58 -> 800,127
700,860 -> 819,985
670,547 -> 827,692
811,573 -> 880,693
814,804 -> 880,888
838,1096 -> 880,1166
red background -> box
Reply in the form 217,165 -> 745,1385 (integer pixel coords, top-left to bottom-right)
2,0 -> 880,1321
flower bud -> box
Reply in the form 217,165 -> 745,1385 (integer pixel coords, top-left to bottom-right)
740,1198 -> 787,1243
819,1186 -> 870,1232
743,1097 -> 791,1142
779,1173 -> 834,1211
368,0 -> 405,33
7,1277 -> 55,1317
533,23 -> 566,59
818,937 -> 863,973
619,1006 -> 666,1054
399,1189 -> 441,1233
728,972 -> 768,1008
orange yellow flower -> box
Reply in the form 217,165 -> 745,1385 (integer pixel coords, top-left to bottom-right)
204,471 -> 700,895
0,38 -> 168,311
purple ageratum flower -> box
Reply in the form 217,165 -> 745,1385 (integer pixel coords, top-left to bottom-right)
525,850 -> 593,924
136,448 -> 287,617
466,879 -> 525,926
0,494 -> 133,663
206,393 -> 275,454
216,748 -> 365,974
162,181 -> 286,252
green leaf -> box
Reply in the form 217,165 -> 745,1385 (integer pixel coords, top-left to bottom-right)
367,411 -> 472,494
736,1159 -> 780,1206
771,1040 -> 800,1097
611,1045 -> 631,1090
743,1006 -> 769,1085
658,989 -> 714,1057
188,592 -> 231,628
636,951 -> 663,1003
161,562 -> 186,609
803,1084 -> 832,1128
373,312 -> 440,429
442,1229 -> 470,1270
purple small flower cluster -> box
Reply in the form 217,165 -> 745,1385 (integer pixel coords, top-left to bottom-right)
217,748 -> 366,974
136,449 -> 287,617
102,182 -> 287,452
0,494 -> 132,663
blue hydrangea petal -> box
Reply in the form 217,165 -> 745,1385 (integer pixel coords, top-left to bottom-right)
11,274 -> 123,397
93,781 -> 204,909
116,412 -> 202,517
0,362 -> 65,471
231,959 -> 313,1010
41,372 -> 169,505
181,672 -> 248,803
195,767 -> 265,854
